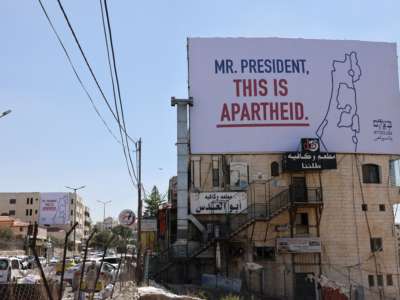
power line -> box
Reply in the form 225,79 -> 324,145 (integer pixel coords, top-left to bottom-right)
38,0 -> 138,190
102,0 -> 138,183
99,0 -> 138,187
37,0 -> 121,146
55,0 -> 137,145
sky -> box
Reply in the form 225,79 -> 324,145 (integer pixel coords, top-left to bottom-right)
1,0 -> 400,222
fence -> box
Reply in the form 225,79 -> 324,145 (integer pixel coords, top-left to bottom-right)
0,282 -> 58,300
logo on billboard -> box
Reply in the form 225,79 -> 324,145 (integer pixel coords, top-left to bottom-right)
301,138 -> 320,153
373,119 -> 393,142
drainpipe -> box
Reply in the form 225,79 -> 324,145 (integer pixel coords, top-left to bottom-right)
171,97 -> 193,250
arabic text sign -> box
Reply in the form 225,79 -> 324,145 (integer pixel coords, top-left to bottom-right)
191,192 -> 247,214
188,38 -> 400,154
276,237 -> 321,253
141,218 -> 157,232
283,152 -> 337,171
39,193 -> 70,225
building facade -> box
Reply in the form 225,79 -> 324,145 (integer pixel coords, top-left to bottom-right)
153,152 -> 400,299
0,192 -> 87,250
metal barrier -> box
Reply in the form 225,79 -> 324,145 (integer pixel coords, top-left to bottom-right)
0,283 -> 58,300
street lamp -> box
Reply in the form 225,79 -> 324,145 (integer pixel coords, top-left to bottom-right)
65,185 -> 86,254
0,110 -> 12,118
97,200 -> 112,230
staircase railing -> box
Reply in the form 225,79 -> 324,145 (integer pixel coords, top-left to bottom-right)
149,187 -> 322,277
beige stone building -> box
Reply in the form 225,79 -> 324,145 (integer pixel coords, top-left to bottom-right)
153,153 -> 400,300
0,192 -> 87,250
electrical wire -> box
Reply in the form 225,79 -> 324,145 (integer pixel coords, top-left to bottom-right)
37,0 -> 122,146
38,0 -> 139,190
99,0 -> 138,187
102,0 -> 138,183
55,0 -> 137,144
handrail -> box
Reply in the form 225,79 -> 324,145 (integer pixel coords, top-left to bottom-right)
149,187 -> 322,277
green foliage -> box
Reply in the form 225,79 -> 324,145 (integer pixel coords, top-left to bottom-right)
0,227 -> 14,240
144,186 -> 166,217
112,225 -> 133,239
90,230 -> 113,250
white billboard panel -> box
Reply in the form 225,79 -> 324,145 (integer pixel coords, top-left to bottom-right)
277,237 -> 321,253
188,38 -> 400,154
39,193 -> 70,225
190,192 -> 247,214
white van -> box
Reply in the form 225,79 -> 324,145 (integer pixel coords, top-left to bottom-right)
0,257 -> 11,283
9,257 -> 26,281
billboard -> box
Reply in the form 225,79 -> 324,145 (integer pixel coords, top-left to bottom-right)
190,192 -> 247,214
188,38 -> 400,154
39,193 -> 70,225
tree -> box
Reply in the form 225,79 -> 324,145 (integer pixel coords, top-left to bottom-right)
143,186 -> 166,217
0,228 -> 14,240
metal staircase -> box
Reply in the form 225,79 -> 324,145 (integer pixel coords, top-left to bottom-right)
149,187 -> 322,279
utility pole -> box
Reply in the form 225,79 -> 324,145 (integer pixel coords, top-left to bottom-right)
136,138 -> 143,284
97,200 -> 112,230
65,185 -> 85,255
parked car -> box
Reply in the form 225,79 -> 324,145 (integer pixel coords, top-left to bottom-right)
71,261 -> 117,291
100,256 -> 121,269
9,257 -> 27,281
0,257 -> 11,283
49,256 -> 60,265
56,258 -> 76,275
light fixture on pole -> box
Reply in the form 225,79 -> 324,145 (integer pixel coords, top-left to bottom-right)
97,200 -> 112,230
65,185 -> 86,254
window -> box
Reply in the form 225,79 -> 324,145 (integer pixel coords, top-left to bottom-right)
377,275 -> 384,287
362,204 -> 368,211
26,198 -> 29,205
387,274 -> 393,286
254,246 -> 275,261
368,275 -> 374,287
212,156 -> 220,187
25,209 -> 29,216
35,209 -> 37,215
191,157 -> 201,189
30,198 -> 33,205
295,213 -> 309,235
9,199 -> 16,204
379,204 -> 385,211
19,227 -> 23,232
71,210 -> 73,216
29,209 -> 32,216
362,164 -> 381,183
9,210 -> 15,216
71,199 -> 74,205
271,161 -> 280,177
370,238 -> 383,252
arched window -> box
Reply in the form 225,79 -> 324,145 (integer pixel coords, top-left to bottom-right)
271,161 -> 280,177
362,164 -> 380,183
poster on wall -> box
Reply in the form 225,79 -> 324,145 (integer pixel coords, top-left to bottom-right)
39,193 -> 70,225
276,237 -> 321,253
188,38 -> 400,154
191,192 -> 247,214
